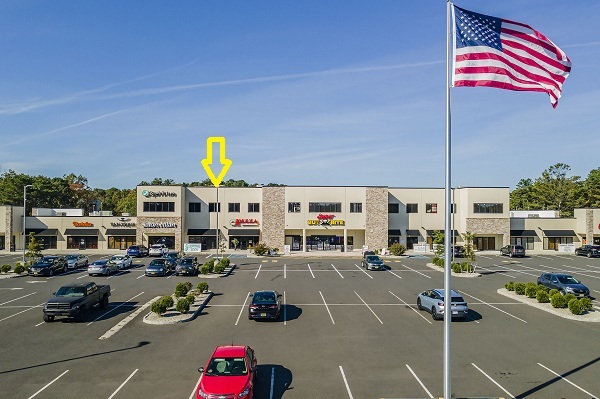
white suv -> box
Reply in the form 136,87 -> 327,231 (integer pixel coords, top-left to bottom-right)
149,244 -> 168,257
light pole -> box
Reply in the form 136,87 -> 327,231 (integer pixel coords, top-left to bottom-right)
23,184 -> 33,265
215,186 -> 220,259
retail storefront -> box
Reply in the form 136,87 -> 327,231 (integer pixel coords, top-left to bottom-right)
65,228 -> 99,250
25,228 -> 59,250
187,229 -> 217,250
106,229 -> 136,250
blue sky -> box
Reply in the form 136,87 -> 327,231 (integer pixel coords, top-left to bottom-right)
1,1 -> 598,190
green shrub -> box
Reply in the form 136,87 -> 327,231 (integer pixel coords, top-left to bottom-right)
186,294 -> 195,304
579,297 -> 592,311
460,262 -> 473,273
525,285 -> 538,298
505,281 -> 515,291
514,282 -> 526,295
432,257 -> 444,267
200,260 -> 214,275
196,281 -> 209,293
568,298 -> 583,315
213,263 -> 226,274
388,243 -> 406,256
563,293 -> 576,304
451,262 -> 462,273
13,265 -> 25,274
1,264 -> 11,273
525,282 -> 537,291
218,258 -> 231,268
176,298 -> 190,314
549,289 -> 559,297
174,282 -> 190,298
550,293 -> 567,308
184,281 -> 193,292
160,295 -> 174,308
536,284 -> 549,293
150,299 -> 168,316
253,242 -> 269,256
536,290 -> 549,303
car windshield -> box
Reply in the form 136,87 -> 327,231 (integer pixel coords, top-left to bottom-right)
451,296 -> 465,303
252,292 -> 276,304
163,253 -> 178,259
111,256 -> 123,261
557,275 -> 579,284
180,259 -> 193,265
129,246 -> 138,250
65,255 -> 77,260
205,357 -> 247,376
55,286 -> 85,297
366,255 -> 380,262
151,245 -> 163,249
149,260 -> 165,266
92,260 -> 108,266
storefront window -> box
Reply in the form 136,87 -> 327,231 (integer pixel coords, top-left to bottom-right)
108,236 -> 136,250
67,236 -> 98,250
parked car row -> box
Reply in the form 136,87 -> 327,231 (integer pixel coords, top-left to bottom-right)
88,254 -> 134,276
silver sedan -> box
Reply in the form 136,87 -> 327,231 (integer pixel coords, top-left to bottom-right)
417,289 -> 469,321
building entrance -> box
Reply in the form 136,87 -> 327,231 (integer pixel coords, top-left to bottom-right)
306,235 -> 350,251
474,236 -> 495,251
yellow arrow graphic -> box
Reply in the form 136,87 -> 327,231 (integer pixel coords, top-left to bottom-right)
201,137 -> 232,187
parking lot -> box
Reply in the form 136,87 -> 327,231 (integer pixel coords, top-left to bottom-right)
0,252 -> 599,399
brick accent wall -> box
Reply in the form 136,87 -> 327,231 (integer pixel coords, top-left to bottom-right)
136,216 -> 182,250
365,187 -> 388,250
586,209 -> 593,244
5,206 -> 13,251
261,187 -> 285,249
466,217 -> 510,246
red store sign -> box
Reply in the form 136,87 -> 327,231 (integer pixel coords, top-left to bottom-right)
230,218 -> 259,227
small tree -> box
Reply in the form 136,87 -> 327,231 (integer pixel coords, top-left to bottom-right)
25,232 -> 43,264
232,238 -> 240,250
388,243 -> 406,256
176,298 -> 190,314
196,281 -> 209,293
150,299 -> 168,316
1,264 -> 11,273
461,231 -> 477,263
253,242 -> 269,256
174,282 -> 190,298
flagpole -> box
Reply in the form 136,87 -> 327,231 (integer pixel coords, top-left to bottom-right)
444,2 -> 453,399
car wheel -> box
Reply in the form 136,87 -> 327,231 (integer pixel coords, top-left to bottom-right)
587,252 -> 592,258
509,252 -> 513,258
76,306 -> 87,322
49,268 -> 54,277
417,298 -> 422,310
248,312 -> 252,320
432,307 -> 440,321
63,265 -> 67,273
43,314 -> 54,322
100,295 -> 109,309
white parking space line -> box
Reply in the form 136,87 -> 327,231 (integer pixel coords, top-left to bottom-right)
534,263 -> 600,281
493,264 -> 538,278
386,269 -> 403,279
331,264 -> 344,278
555,255 -> 573,260
283,291 -> 287,326
307,264 -> 315,278
77,274 -> 87,279
0,292 -> 36,306
389,291 -> 431,324
399,263 -> 431,278
235,292 -> 251,326
99,298 -> 153,340
319,291 -> 335,325
254,265 -> 262,279
27,370 -> 69,399
355,291 -> 383,324
0,303 -> 43,323
35,321 -> 44,327
284,264 -> 286,279
339,366 -> 354,399
537,255 -> 554,260
87,292 -> 144,326
270,367 -> 275,399
406,364 -> 434,398
188,375 -> 202,399
354,264 -> 373,279
477,265 -> 517,279
108,369 -> 138,399
478,255 -> 494,259
471,363 -> 515,399
459,291 -> 527,323
537,363 -> 598,398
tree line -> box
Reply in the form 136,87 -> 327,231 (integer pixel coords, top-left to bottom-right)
1,164 -> 597,218
0,171 -> 284,216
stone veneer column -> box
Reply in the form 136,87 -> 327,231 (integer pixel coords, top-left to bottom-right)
586,209 -> 593,244
5,206 -> 13,251
261,187 -> 285,250
466,218 -> 510,246
365,187 -> 388,250
136,217 -> 182,250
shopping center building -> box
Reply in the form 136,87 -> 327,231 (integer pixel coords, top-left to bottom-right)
2,185 -> 600,253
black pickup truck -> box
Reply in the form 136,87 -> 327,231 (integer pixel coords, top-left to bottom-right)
43,282 -> 111,322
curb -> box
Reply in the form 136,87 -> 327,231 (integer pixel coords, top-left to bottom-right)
197,264 -> 236,279
143,291 -> 214,325
424,262 -> 482,278
0,273 -> 26,280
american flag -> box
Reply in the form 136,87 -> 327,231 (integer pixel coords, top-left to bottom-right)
452,5 -> 571,108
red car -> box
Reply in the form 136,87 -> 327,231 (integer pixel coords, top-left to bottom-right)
197,345 -> 257,399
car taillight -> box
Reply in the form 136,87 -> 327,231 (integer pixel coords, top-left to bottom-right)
269,305 -> 277,309
250,305 -> 258,309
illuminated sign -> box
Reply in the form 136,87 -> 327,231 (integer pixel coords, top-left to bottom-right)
230,218 -> 259,227
73,221 -> 94,227
307,214 -> 344,226
142,190 -> 177,198
142,222 -> 178,228
110,222 -> 136,227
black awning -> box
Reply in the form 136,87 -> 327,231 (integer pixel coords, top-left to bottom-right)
188,229 -> 217,236
388,230 -> 402,236
229,229 -> 261,236
406,229 -> 420,236
510,229 -> 538,237
105,229 -> 136,236
543,229 -> 576,237
36,229 -> 59,236
64,229 -> 99,236
25,228 -> 45,235
426,229 -> 459,237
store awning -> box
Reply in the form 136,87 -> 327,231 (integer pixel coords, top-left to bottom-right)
188,229 -> 217,236
25,228 -> 45,235
36,229 -> 59,236
64,229 -> 99,236
426,229 -> 459,237
388,230 -> 402,236
510,229 -> 537,237
543,229 -> 576,237
229,229 -> 261,236
105,229 -> 136,236
406,230 -> 420,236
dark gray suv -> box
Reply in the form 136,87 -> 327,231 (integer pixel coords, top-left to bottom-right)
537,273 -> 590,297
500,244 -> 525,258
